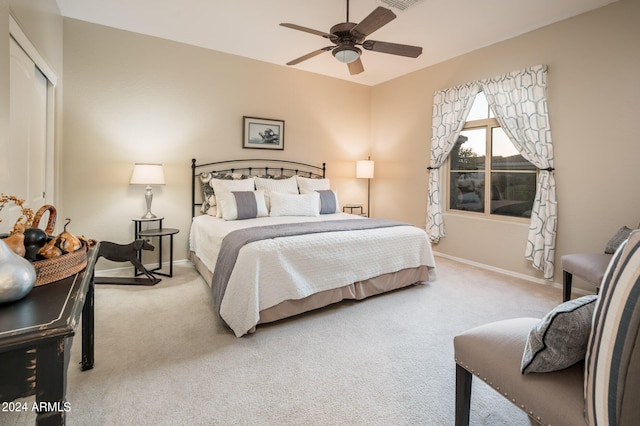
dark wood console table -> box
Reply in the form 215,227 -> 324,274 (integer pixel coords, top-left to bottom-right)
0,245 -> 98,425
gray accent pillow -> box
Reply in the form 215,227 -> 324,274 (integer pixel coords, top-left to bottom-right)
604,226 -> 633,254
317,190 -> 337,214
216,190 -> 268,221
521,295 -> 597,374
233,191 -> 258,220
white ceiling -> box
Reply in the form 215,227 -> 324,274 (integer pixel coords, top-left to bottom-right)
55,0 -> 617,86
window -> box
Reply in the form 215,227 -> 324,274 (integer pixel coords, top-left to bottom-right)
448,92 -> 537,219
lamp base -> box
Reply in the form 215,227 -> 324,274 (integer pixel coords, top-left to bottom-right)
141,186 -> 157,219
141,211 -> 157,219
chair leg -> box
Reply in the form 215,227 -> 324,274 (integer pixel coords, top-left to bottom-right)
455,364 -> 472,426
563,270 -> 573,302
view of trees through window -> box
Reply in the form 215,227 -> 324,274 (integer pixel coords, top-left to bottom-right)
448,92 -> 537,218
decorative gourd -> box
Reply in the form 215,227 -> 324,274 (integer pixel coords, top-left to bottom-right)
37,218 -> 81,259
38,238 -> 62,259
56,218 -> 81,254
23,227 -> 48,261
1,231 -> 26,257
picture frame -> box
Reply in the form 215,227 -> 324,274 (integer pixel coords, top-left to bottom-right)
243,116 -> 285,150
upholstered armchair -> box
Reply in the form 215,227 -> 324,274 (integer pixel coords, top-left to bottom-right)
454,230 -> 640,426
561,226 -> 633,302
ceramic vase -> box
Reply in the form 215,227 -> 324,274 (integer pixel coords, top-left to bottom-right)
0,239 -> 37,304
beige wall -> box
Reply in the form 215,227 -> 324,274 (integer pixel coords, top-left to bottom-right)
0,0 -> 63,206
7,1 -> 638,288
371,0 -> 640,288
62,19 -> 372,269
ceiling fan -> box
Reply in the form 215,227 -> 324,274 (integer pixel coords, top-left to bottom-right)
280,0 -> 423,75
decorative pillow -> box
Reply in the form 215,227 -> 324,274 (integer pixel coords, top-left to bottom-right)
521,295 -> 598,374
301,189 -> 339,214
269,192 -> 320,217
217,190 -> 268,221
296,175 -> 330,192
209,178 -> 256,217
604,225 -> 633,254
199,172 -> 248,214
254,176 -> 299,209
585,230 -> 640,425
199,173 -> 216,214
254,174 -> 290,180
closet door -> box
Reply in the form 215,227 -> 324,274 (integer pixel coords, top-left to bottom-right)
4,37 -> 48,232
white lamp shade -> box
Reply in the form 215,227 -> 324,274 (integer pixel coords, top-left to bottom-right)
130,163 -> 165,185
356,160 -> 375,179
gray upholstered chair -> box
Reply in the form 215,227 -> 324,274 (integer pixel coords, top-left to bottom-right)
454,229 -> 640,426
561,253 -> 611,302
561,226 -> 633,302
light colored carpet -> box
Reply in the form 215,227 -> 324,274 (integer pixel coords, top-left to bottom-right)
5,257 -> 561,426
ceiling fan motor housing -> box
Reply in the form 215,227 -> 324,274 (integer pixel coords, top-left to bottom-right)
329,22 -> 364,44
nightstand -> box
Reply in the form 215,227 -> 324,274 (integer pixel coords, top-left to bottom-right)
343,204 -> 365,216
132,217 -> 179,278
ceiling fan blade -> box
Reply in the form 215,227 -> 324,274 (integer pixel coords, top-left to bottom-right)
280,23 -> 332,39
348,57 -> 364,75
286,47 -> 333,66
350,7 -> 396,40
361,40 -> 423,58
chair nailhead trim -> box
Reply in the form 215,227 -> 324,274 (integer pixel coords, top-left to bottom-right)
454,360 -> 549,426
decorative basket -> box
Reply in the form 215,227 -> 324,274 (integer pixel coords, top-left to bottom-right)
32,243 -> 88,287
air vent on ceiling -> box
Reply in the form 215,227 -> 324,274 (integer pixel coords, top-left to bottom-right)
377,0 -> 423,11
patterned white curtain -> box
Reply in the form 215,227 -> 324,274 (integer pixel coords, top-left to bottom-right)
482,65 -> 557,279
426,82 -> 481,242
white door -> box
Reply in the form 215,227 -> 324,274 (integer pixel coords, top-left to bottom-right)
2,37 -> 49,233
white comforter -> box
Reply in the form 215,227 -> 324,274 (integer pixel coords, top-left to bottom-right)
190,213 -> 436,336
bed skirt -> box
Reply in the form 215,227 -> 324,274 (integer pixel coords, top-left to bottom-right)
189,251 -> 430,331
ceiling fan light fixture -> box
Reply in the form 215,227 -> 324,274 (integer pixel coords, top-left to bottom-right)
332,46 -> 361,63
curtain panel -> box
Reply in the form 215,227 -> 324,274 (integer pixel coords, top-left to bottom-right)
426,82 -> 481,242
427,65 -> 557,279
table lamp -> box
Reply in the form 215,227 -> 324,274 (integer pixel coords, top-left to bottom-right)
130,163 -> 165,219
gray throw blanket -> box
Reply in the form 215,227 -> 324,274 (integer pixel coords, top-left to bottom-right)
211,218 -> 413,320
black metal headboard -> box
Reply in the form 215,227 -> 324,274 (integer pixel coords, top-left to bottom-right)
192,158 -> 326,217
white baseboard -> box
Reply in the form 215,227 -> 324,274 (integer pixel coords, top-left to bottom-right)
432,251 -> 594,296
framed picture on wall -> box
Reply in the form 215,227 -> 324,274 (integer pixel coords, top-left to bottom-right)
242,116 -> 285,150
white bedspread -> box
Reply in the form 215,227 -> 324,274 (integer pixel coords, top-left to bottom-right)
190,213 -> 436,336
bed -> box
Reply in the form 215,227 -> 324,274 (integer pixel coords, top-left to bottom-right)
189,158 -> 436,337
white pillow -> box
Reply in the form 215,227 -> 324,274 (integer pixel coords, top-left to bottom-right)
209,178 -> 255,217
269,192 -> 320,217
300,189 -> 340,214
217,190 -> 268,221
296,176 -> 330,192
254,176 -> 299,209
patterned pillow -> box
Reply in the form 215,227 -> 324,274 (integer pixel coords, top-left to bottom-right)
199,173 -> 216,214
520,295 -> 597,374
199,172 -> 247,214
604,225 -> 633,254
585,230 -> 640,425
